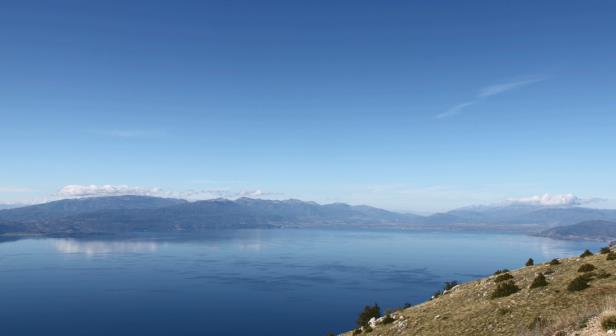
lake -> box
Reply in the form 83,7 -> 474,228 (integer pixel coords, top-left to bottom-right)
0,229 -> 603,336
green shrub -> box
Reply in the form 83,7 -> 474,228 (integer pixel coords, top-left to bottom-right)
356,304 -> 381,327
363,325 -> 373,333
600,247 -> 611,254
567,276 -> 590,292
607,252 -> 616,261
493,269 -> 510,275
578,263 -> 596,273
549,258 -> 560,265
352,329 -> 361,335
530,273 -> 548,289
526,258 -> 535,266
491,280 -> 520,298
444,281 -> 458,291
601,311 -> 616,331
596,269 -> 611,279
497,307 -> 512,315
494,273 -> 514,283
580,249 -> 593,258
381,315 -> 395,325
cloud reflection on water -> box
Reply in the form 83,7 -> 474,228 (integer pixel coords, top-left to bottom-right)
54,239 -> 159,255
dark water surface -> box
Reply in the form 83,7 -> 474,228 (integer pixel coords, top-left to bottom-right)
0,229 -> 603,335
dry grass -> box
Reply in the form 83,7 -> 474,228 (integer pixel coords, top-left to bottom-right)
341,247 -> 616,336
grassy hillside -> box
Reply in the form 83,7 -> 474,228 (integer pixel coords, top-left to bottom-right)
340,247 -> 616,336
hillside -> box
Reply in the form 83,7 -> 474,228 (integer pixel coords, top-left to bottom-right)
540,220 -> 616,241
341,247 -> 616,336
0,196 -> 418,235
2,196 -> 616,237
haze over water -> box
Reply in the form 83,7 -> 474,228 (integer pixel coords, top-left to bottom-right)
0,229 -> 602,336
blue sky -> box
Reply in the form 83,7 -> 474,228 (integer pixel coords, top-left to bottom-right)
1,1 -> 615,212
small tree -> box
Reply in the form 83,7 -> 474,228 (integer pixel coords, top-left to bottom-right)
567,276 -> 590,292
356,304 -> 381,327
526,258 -> 534,266
578,263 -> 596,273
491,280 -> 520,298
494,273 -> 514,283
549,258 -> 560,265
530,273 -> 548,289
580,249 -> 593,258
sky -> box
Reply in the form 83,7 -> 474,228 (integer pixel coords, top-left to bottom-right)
1,1 -> 615,213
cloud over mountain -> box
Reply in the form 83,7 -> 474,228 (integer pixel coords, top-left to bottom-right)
57,184 -> 274,200
506,193 -> 604,207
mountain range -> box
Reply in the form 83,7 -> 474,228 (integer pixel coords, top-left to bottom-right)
1,196 -> 615,239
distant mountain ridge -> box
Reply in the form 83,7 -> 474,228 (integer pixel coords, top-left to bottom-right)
0,196 -> 417,235
1,196 -> 615,237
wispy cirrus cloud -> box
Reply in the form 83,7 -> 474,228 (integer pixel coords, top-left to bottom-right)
437,75 -> 548,119
436,101 -> 475,119
478,77 -> 547,98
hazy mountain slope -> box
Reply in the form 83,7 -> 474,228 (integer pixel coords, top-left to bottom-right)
0,196 -> 422,235
341,247 -> 616,336
2,196 -> 616,236
540,220 -> 616,241
425,205 -> 616,227
0,195 -> 187,224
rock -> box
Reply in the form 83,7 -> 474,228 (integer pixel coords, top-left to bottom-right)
368,317 -> 377,328
434,315 -> 441,320
608,329 -> 615,334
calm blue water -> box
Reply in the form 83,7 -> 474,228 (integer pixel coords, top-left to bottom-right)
0,229 -> 603,336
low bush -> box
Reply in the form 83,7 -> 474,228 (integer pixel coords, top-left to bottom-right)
363,325 -> 373,333
549,258 -> 560,265
494,273 -> 514,282
601,247 -> 611,254
567,275 -> 590,292
580,249 -> 593,258
530,273 -> 548,289
493,269 -> 510,275
578,263 -> 596,273
381,315 -> 395,325
601,310 -> 616,331
443,281 -> 458,291
356,304 -> 381,327
491,280 -> 520,298
497,307 -> 512,315
352,329 -> 361,335
526,258 -> 535,266
403,303 -> 412,309
596,269 -> 611,279
607,252 -> 616,261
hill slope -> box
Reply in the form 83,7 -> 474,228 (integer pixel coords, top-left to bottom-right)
0,196 -> 419,235
540,220 -> 616,241
341,247 -> 616,336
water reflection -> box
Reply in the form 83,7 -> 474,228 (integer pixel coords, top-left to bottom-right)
54,239 -> 159,255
